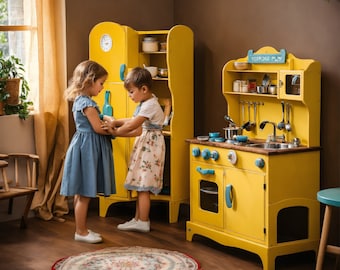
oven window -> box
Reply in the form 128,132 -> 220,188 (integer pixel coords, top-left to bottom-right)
200,180 -> 218,213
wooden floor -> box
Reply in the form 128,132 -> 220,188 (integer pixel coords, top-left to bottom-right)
0,199 -> 336,270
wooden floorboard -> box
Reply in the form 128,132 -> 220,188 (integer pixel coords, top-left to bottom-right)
0,199 -> 336,270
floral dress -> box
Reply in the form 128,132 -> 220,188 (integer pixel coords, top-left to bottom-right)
124,95 -> 165,195
60,95 -> 116,198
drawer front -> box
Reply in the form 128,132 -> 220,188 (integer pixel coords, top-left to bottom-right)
190,144 -> 268,172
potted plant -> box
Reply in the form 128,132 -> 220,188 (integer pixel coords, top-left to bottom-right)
0,85 -> 9,116
0,50 -> 33,119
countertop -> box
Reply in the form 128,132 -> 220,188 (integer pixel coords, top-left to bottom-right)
186,138 -> 321,156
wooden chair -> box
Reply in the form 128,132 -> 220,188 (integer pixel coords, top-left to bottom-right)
0,153 -> 39,229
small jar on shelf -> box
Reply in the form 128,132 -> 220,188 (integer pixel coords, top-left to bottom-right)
142,37 -> 158,52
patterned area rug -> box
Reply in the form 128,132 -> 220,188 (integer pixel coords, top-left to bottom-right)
51,246 -> 201,270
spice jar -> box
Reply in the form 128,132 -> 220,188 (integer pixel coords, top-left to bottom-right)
160,42 -> 167,51
142,37 -> 158,52
240,80 -> 248,93
233,80 -> 241,92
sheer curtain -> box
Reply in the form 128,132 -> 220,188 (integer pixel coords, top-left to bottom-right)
31,0 -> 69,221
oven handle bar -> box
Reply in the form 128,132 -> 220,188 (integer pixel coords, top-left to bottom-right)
225,184 -> 233,208
196,166 -> 215,175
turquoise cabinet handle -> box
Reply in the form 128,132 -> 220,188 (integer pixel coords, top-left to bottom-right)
225,184 -> 233,208
192,147 -> 200,157
196,166 -> 215,175
255,158 -> 265,168
119,64 -> 126,81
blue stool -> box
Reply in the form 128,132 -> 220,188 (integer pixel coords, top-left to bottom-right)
316,188 -> 340,270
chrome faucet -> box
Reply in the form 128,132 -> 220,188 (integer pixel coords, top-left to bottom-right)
260,120 -> 286,142
260,121 -> 277,142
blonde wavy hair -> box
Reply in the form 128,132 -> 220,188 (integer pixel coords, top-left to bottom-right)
64,60 -> 108,101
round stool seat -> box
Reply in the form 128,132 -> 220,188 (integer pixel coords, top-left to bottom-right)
0,160 -> 8,168
317,188 -> 340,207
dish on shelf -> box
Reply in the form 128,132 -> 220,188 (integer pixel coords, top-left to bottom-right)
197,136 -> 209,141
209,132 -> 220,138
144,66 -> 158,77
214,137 -> 225,142
234,62 -> 250,70
158,68 -> 168,78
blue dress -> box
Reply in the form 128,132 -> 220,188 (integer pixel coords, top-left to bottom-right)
60,95 -> 116,198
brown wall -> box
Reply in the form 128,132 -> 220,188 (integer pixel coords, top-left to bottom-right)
66,0 -> 340,244
66,0 -> 174,77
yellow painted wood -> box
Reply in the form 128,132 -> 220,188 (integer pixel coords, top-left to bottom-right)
222,46 -> 321,147
187,47 -> 321,270
89,22 -> 193,222
187,143 -> 320,269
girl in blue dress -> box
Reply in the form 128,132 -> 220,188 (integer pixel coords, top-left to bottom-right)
61,60 -> 116,243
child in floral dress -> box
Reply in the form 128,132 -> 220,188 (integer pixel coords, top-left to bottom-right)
103,67 -> 165,232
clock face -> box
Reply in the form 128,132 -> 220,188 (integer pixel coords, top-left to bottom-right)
100,34 -> 112,52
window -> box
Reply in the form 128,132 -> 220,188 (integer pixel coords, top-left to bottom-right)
0,0 -> 38,110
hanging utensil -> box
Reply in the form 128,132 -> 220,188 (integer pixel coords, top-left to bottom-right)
224,115 -> 236,127
241,101 -> 245,125
253,102 -> 257,127
285,103 -> 292,131
245,102 -> 252,131
277,101 -> 285,130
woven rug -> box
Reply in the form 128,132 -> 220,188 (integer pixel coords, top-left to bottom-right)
51,246 -> 201,270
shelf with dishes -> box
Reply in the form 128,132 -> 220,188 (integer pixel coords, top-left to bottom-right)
226,91 -> 278,98
223,49 -> 320,103
153,76 -> 168,81
223,68 -> 279,96
224,69 -> 311,101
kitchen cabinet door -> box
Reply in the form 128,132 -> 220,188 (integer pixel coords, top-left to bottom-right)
190,162 -> 224,229
224,167 -> 266,243
89,22 -> 138,82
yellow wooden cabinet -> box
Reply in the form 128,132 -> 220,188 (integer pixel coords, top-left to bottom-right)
186,143 -> 320,269
89,22 -> 193,223
186,47 -> 321,269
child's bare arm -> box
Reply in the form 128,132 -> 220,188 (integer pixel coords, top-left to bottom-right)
84,107 -> 111,135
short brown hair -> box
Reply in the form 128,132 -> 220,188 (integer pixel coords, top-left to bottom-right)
124,67 -> 152,90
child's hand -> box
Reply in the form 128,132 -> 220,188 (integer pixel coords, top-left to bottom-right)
108,120 -> 123,129
101,122 -> 116,135
101,121 -> 111,130
102,115 -> 115,123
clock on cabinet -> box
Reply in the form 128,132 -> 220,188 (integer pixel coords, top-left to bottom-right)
100,34 -> 112,52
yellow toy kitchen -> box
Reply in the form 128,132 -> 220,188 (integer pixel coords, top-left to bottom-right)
89,22 -> 193,223
186,46 -> 321,270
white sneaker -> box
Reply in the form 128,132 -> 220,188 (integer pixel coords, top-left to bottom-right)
134,220 -> 150,232
74,231 -> 102,243
88,229 -> 101,237
118,219 -> 150,232
117,218 -> 137,230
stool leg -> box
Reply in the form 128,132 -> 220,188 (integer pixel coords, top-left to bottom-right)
316,205 -> 332,270
1,166 -> 9,191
